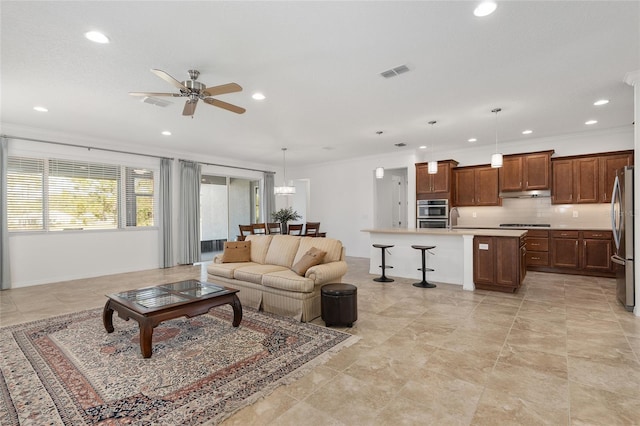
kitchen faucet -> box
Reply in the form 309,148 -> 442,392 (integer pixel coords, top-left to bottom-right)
448,207 -> 460,230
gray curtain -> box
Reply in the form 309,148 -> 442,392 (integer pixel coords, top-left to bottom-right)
178,160 -> 201,264
264,172 -> 276,222
1,138 -> 10,290
159,158 -> 174,268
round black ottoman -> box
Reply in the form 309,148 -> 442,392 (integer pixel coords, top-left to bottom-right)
321,283 -> 358,327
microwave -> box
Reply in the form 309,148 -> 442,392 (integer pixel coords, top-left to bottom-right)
417,199 -> 448,219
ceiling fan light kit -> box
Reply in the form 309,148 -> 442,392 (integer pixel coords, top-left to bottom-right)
129,69 -> 246,116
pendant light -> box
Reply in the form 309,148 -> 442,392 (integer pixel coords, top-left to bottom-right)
274,148 -> 296,195
375,167 -> 384,179
490,108 -> 503,168
427,120 -> 438,174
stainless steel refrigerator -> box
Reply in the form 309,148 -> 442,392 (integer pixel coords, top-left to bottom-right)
611,165 -> 635,311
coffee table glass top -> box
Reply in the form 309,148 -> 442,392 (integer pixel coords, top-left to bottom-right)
113,280 -> 227,309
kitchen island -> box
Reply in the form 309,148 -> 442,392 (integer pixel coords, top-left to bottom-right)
362,228 -> 527,291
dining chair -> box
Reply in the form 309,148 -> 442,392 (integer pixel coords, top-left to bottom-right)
304,222 -> 321,237
251,223 -> 267,235
238,225 -> 253,241
267,222 -> 282,234
288,224 -> 304,236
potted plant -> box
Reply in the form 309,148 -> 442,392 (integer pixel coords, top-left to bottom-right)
271,207 -> 302,234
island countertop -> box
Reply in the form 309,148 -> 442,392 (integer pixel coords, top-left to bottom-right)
362,228 -> 527,238
362,227 -> 526,291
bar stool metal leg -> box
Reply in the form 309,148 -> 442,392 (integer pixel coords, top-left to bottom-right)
412,245 -> 436,288
373,244 -> 394,283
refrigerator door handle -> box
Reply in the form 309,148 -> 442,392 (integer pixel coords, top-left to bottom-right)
611,254 -> 626,266
611,175 -> 622,251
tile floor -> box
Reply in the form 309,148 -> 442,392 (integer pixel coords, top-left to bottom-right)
1,257 -> 640,424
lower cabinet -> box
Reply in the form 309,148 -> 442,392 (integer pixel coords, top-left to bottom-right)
474,236 -> 524,293
548,230 -> 614,276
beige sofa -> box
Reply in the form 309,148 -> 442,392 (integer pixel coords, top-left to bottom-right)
207,234 -> 348,322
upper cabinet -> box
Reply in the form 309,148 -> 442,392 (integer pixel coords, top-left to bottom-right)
500,151 -> 554,192
551,150 -> 633,204
452,165 -> 501,207
416,160 -> 458,200
599,151 -> 634,203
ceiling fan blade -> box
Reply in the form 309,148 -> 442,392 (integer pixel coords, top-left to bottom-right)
183,99 -> 198,116
203,83 -> 243,97
203,98 -> 246,114
151,69 -> 188,91
129,92 -> 182,97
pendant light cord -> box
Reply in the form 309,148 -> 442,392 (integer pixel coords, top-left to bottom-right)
492,108 -> 501,153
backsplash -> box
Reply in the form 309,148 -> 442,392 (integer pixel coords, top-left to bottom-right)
455,198 -> 611,229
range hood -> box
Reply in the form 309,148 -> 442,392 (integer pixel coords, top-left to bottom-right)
499,189 -> 551,199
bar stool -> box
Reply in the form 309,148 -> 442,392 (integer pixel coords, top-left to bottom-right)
411,245 -> 436,288
373,244 -> 394,282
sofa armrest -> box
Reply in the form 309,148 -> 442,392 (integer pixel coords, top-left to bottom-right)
213,254 -> 223,264
305,260 -> 348,284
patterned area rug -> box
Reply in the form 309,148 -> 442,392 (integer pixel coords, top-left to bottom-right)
0,306 -> 358,425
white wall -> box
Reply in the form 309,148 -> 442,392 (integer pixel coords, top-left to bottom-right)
288,126 -> 634,258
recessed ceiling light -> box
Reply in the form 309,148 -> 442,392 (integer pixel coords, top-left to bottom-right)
474,1 -> 497,17
419,145 -> 427,149
84,31 -> 110,44
161,130 -> 172,136
585,120 -> 598,125
252,92 -> 266,100
522,130 -> 533,135
33,106 -> 48,112
593,99 -> 609,106
468,138 -> 477,143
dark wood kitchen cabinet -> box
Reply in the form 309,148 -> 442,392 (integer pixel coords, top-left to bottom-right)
551,156 -> 599,204
452,165 -> 500,207
416,160 -> 458,200
500,151 -> 553,192
548,230 -> 614,276
525,229 -> 550,267
552,150 -> 633,204
599,151 -> 634,203
474,235 -> 524,293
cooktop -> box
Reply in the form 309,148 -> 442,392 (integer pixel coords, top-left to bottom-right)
499,223 -> 551,228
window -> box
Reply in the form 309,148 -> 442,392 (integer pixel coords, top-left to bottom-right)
6,156 -> 156,231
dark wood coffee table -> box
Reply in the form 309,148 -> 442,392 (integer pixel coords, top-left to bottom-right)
103,280 -> 242,358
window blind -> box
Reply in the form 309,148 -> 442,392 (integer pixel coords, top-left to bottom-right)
6,157 -> 44,230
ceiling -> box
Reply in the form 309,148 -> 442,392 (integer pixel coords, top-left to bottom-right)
1,1 -> 638,168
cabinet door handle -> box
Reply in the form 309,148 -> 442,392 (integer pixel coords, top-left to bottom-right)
530,243 -> 540,246
592,233 -> 602,237
576,241 -> 578,247
531,257 -> 540,260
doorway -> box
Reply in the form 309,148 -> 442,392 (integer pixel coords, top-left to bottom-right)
374,168 -> 408,228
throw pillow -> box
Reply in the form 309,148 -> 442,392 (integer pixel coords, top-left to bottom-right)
291,247 -> 326,276
221,241 -> 251,263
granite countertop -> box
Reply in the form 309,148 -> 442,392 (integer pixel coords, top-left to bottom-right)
362,228 -> 527,237
453,225 -> 612,231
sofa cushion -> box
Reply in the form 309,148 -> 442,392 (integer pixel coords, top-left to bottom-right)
264,235 -> 301,268
291,247 -> 326,276
234,264 -> 289,284
207,262 -> 259,279
262,270 -> 315,293
221,241 -> 251,263
293,237 -> 343,265
246,235 -> 272,264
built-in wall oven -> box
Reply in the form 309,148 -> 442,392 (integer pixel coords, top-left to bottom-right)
417,218 -> 448,228
417,199 -> 448,228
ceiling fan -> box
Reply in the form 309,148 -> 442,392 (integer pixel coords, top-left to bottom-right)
129,69 -> 246,116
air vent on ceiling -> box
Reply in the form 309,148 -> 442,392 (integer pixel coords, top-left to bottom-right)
141,96 -> 172,107
380,65 -> 410,79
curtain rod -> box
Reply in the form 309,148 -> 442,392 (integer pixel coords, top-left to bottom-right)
1,134 -> 173,160
180,158 -> 275,175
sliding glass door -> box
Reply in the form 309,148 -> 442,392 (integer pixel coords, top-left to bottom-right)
200,175 -> 260,256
